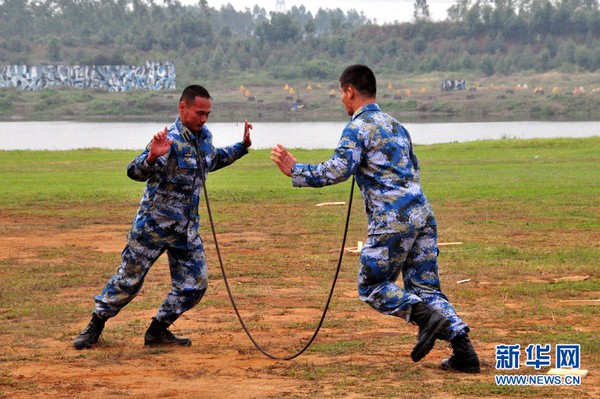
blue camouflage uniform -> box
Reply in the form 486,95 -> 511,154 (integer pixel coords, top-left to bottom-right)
291,103 -> 469,340
94,117 -> 248,325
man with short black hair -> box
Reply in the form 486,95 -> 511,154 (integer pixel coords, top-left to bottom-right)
74,84 -> 252,349
271,65 -> 480,373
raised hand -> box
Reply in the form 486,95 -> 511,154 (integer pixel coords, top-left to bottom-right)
242,119 -> 253,148
270,144 -> 297,177
147,127 -> 173,164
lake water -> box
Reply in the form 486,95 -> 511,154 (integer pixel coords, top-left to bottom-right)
0,120 -> 598,151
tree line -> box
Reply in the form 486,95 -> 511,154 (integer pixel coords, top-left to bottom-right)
1,0 -> 600,86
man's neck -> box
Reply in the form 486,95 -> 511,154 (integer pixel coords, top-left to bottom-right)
354,97 -> 377,109
352,98 -> 376,113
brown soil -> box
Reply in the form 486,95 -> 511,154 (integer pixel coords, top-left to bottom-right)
0,209 -> 597,399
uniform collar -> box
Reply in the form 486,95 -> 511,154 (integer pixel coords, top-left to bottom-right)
351,103 -> 380,120
176,117 -> 207,143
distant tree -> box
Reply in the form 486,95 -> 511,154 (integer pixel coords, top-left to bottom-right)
423,53 -> 441,71
383,37 -> 401,54
288,5 -> 312,27
557,39 -> 577,65
412,37 -> 427,54
47,36 -> 62,62
575,45 -> 594,70
96,27 -> 115,46
0,0 -> 31,36
467,38 -> 479,55
465,3 -> 485,35
530,0 -> 553,38
330,14 -> 344,35
220,25 -> 233,52
496,55 -> 513,74
313,9 -> 331,34
589,10 -> 600,35
479,55 -> 495,76
252,5 -> 268,25
326,35 -> 347,56
535,48 -> 552,71
460,52 -> 475,69
7,37 -> 25,53
304,19 -> 317,37
544,35 -> 559,56
414,0 -> 431,21
447,0 -> 471,21
346,9 -> 368,25
550,2 -> 573,36
393,55 -> 407,72
255,13 -> 301,45
502,13 -> 528,41
197,0 -> 210,14
518,44 -> 536,70
135,28 -> 156,51
209,45 -> 225,71
592,46 -> 600,70
177,42 -> 188,56
481,2 -> 494,26
177,14 -> 213,48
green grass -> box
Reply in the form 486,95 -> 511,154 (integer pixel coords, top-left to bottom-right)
0,137 -> 599,398
2,137 -> 598,207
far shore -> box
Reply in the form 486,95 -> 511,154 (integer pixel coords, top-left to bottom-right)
3,77 -> 600,123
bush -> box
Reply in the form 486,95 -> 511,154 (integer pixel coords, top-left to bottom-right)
301,60 -> 337,80
479,55 -> 495,76
0,90 -> 17,113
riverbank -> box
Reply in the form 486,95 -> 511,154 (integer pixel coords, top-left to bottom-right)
3,72 -> 600,122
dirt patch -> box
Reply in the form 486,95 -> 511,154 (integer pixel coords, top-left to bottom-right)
0,208 -> 597,399
0,223 -> 128,260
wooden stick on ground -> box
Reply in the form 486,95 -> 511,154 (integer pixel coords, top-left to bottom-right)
438,242 -> 463,247
316,202 -> 346,207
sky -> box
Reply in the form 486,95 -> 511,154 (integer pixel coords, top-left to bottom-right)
184,0 -> 455,24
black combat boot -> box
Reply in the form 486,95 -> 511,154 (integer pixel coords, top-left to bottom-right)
144,318 -> 192,347
440,334 -> 481,373
73,313 -> 106,350
409,302 -> 450,362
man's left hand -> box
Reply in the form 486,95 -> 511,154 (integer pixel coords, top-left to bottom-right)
242,119 -> 253,148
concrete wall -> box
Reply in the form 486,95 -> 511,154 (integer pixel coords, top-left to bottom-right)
0,61 -> 176,91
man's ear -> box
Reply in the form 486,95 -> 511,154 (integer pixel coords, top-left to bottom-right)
345,85 -> 356,99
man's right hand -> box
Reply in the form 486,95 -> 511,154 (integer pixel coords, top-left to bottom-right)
146,127 -> 173,164
270,144 -> 297,177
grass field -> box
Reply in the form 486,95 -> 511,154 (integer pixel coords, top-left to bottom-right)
0,137 -> 598,398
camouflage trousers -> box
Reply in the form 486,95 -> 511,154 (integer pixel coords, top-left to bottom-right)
357,225 -> 469,341
93,236 -> 208,325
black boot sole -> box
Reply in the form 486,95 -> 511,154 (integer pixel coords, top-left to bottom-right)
144,333 -> 192,347
144,340 -> 192,347
440,358 -> 481,373
73,341 -> 96,350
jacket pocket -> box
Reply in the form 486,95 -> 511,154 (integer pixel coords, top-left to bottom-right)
151,190 -> 186,221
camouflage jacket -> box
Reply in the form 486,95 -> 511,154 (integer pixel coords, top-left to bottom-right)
291,103 -> 435,234
126,117 -> 248,248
